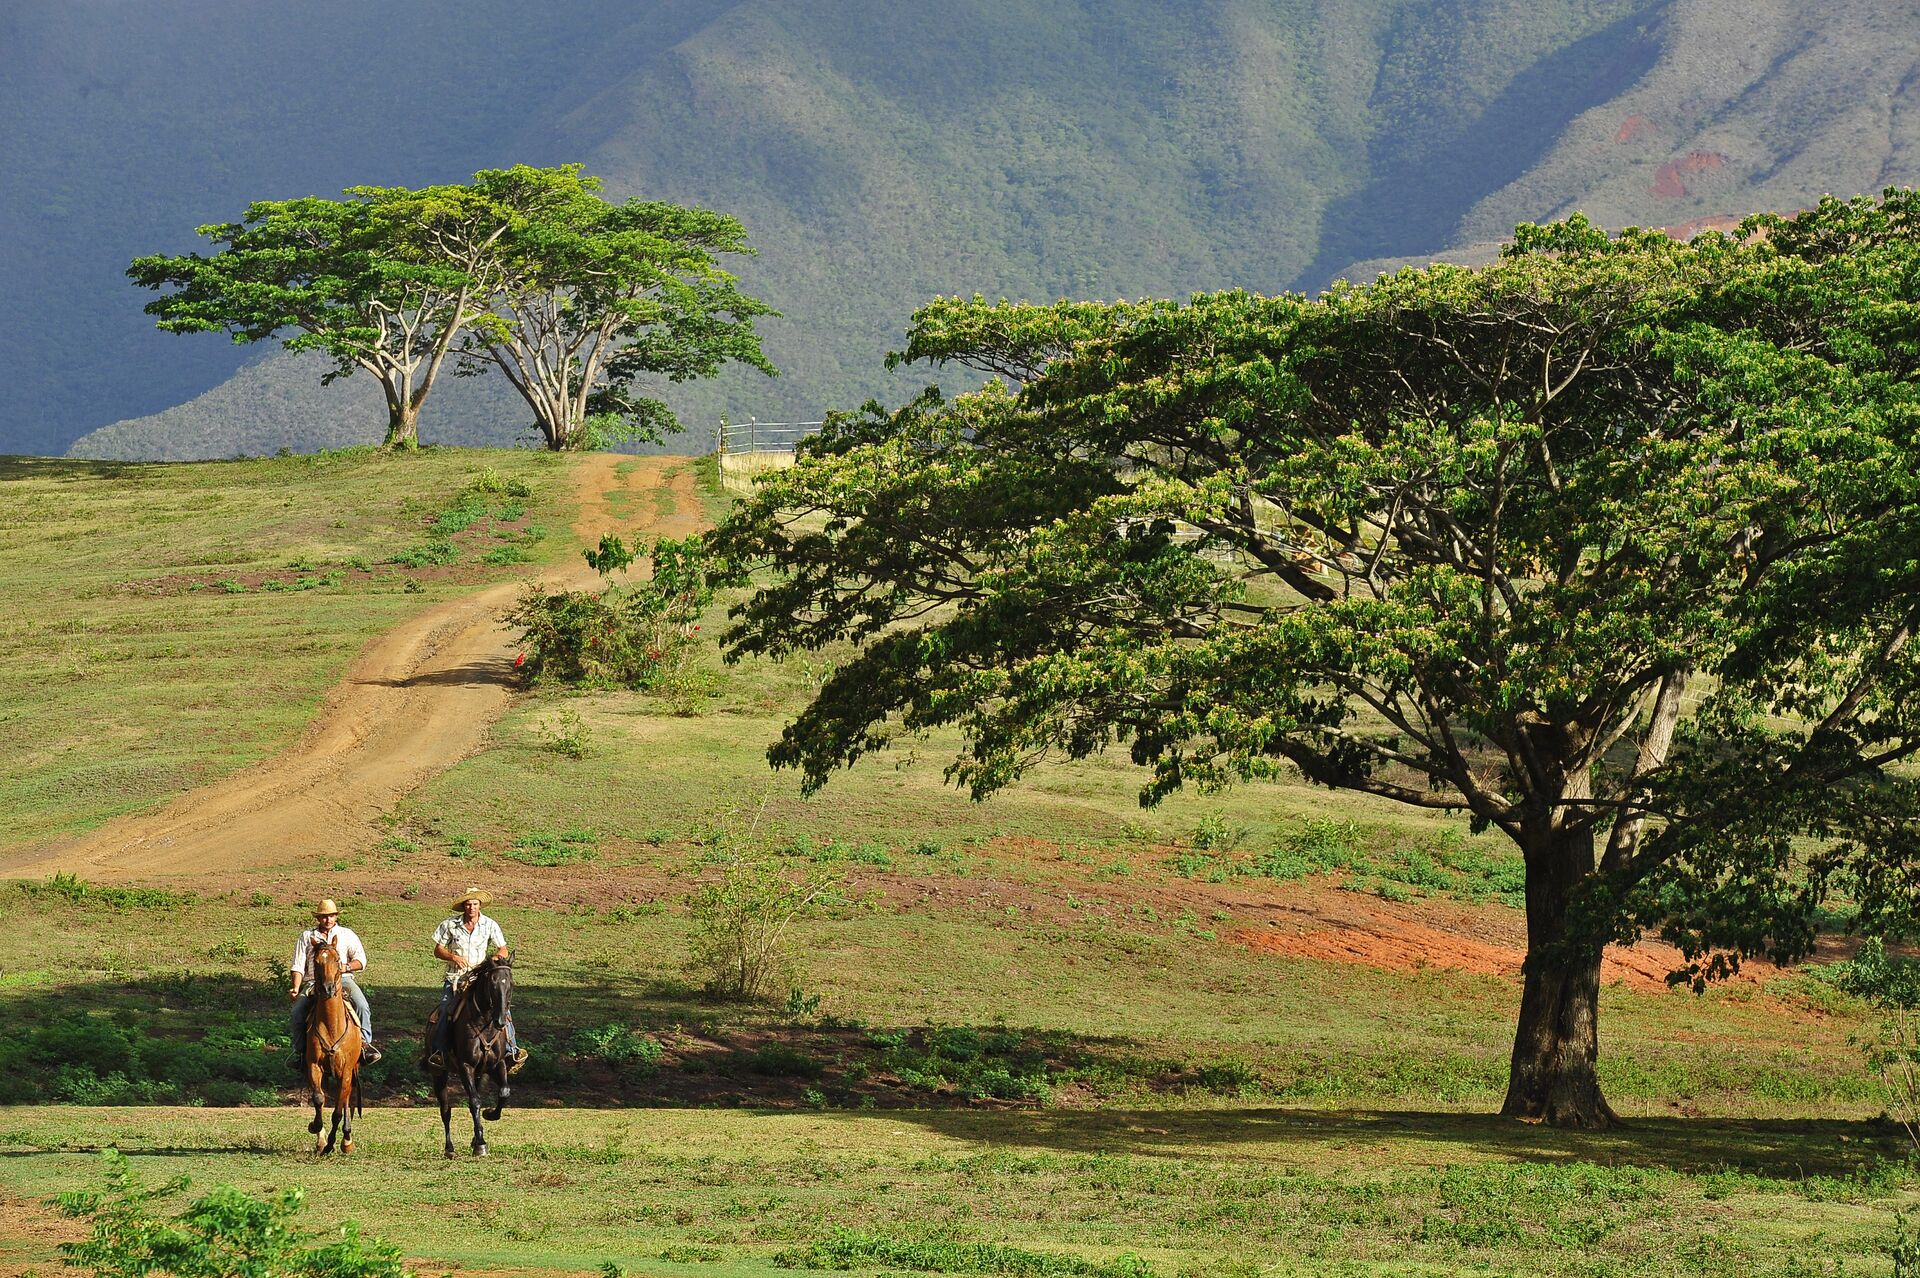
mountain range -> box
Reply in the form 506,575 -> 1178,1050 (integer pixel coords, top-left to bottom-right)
4,0 -> 1916,460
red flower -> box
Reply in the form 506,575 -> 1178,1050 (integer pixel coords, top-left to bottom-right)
514,653 -> 526,668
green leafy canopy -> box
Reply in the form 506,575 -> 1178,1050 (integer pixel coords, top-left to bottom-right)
713,190 -> 1920,980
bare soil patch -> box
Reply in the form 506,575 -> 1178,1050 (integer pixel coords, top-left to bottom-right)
0,456 -> 704,881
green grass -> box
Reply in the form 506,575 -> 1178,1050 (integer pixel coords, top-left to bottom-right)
0,449 -> 572,846
3,451 -> 1914,1276
3,1107 -> 1916,1278
0,878 -> 1884,1117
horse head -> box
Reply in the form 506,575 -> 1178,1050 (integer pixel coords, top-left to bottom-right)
311,938 -> 344,998
472,955 -> 513,1028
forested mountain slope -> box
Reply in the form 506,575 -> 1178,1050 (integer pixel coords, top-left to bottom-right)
9,0 -> 1914,460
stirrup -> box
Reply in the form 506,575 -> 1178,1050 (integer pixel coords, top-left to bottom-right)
362,1042 -> 383,1063
508,1046 -> 529,1076
426,1049 -> 446,1070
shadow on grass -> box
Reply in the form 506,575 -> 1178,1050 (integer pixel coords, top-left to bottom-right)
852,1106 -> 1910,1179
355,660 -> 518,690
2,971 -> 1903,1181
0,456 -> 166,483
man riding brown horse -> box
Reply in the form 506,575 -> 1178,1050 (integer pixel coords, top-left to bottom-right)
289,898 -> 382,1064
303,932 -> 366,1154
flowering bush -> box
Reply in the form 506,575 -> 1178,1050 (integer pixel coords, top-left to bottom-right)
504,535 -> 713,690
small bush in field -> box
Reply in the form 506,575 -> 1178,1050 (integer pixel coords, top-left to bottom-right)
505,535 -> 713,691
533,706 -> 593,758
684,852 -> 844,1002
56,1149 -> 407,1278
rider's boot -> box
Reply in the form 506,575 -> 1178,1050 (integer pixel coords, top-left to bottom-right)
362,1039 -> 383,1064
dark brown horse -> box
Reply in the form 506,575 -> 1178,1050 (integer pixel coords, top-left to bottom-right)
303,941 -> 364,1155
427,956 -> 515,1158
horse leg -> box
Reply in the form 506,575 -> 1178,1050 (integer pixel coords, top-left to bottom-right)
435,1072 -> 456,1159
337,1066 -> 355,1154
322,1062 -> 344,1154
483,1054 -> 507,1121
307,1059 -> 326,1147
462,1063 -> 487,1156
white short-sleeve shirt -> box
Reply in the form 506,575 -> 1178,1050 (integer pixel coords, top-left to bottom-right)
291,924 -> 368,979
433,912 -> 507,983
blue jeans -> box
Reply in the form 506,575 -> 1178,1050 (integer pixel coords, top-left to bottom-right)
291,974 -> 371,1055
432,981 -> 518,1057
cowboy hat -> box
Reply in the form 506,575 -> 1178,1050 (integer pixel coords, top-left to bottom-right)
314,898 -> 340,917
451,887 -> 492,910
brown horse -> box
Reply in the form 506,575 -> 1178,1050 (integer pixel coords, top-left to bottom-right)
304,941 -> 364,1155
427,955 -> 515,1158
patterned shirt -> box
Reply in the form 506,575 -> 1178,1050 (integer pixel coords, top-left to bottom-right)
432,912 -> 507,984
290,924 -> 368,979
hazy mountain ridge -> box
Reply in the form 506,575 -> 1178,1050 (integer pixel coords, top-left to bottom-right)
30,0 -> 1920,461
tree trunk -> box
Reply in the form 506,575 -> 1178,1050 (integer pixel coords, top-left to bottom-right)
1501,823 -> 1619,1128
382,400 -> 420,450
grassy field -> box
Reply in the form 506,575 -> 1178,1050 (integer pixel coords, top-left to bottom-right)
4,1106 -> 1914,1278
0,448 -> 573,846
4,449 -> 1918,1277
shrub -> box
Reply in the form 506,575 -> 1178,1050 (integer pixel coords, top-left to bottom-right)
505,535 -> 712,690
684,853 -> 844,1002
1826,937 -> 1920,1008
391,539 -> 458,568
21,873 -> 188,910
481,544 -> 533,566
747,1042 -> 824,1077
57,1149 -> 407,1278
505,829 -> 598,867
533,706 -> 593,758
570,1024 -> 664,1079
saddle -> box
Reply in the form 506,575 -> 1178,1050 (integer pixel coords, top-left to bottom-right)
427,974 -> 490,1031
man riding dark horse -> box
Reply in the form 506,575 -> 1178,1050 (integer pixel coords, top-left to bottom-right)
289,898 -> 382,1065
425,887 -> 526,1072
424,886 -> 527,1157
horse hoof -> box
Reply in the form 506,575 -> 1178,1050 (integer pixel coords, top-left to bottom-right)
341,1141 -> 353,1154
483,1107 -> 502,1121
444,1148 -> 456,1160
473,1145 -> 488,1158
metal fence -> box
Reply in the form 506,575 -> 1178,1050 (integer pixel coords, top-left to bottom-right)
718,419 -> 823,455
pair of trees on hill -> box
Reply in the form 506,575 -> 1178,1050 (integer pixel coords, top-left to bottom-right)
710,189 -> 1920,1127
129,165 -> 775,451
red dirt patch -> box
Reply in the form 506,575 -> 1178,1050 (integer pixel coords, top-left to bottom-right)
1652,151 -> 1727,198
1231,915 -> 1772,993
1614,113 -> 1655,143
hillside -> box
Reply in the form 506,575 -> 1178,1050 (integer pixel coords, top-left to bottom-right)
22,0 -> 1920,460
1,450 -> 1911,1277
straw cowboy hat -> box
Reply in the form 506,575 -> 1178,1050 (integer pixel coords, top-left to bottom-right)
450,887 -> 492,910
314,898 -> 340,917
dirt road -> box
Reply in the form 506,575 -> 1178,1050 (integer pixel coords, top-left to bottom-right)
0,455 -> 704,880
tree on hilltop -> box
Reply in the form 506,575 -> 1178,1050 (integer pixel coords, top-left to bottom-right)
129,182 -> 512,450
708,189 -> 1920,1127
455,165 -> 777,451
131,165 -> 775,452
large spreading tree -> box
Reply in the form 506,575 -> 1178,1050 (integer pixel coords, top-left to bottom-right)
130,165 -> 773,451
129,182 -> 512,449
710,190 -> 1920,1127
456,165 -> 776,451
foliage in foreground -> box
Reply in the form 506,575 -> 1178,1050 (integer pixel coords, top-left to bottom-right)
711,189 -> 1920,1127
56,1149 -> 406,1278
